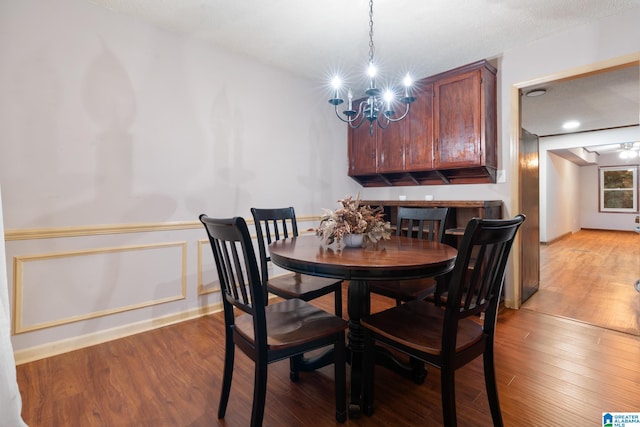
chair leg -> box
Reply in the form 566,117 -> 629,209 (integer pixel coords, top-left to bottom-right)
440,365 -> 457,427
289,355 -> 301,382
218,334 -> 235,419
251,358 -> 268,427
362,331 -> 375,416
334,332 -> 347,423
484,343 -> 504,427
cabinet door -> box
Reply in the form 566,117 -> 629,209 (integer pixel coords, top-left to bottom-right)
433,69 -> 482,168
348,122 -> 378,175
377,119 -> 406,173
405,83 -> 434,171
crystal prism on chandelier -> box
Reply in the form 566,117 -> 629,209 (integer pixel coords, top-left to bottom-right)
328,0 -> 415,134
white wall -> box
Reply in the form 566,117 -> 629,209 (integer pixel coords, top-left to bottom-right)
0,0 -> 358,360
0,0 -> 356,230
540,126 -> 640,242
3,0 -> 640,357
581,151 -> 640,230
540,152 -> 581,242
0,188 -> 27,426
539,127 -> 640,242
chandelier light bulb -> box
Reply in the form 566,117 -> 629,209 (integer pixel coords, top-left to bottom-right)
367,63 -> 377,78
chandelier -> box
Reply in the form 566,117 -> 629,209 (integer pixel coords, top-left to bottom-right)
328,0 -> 415,135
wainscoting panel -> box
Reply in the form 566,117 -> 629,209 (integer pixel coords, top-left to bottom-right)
14,242 -> 187,334
5,216 -> 322,362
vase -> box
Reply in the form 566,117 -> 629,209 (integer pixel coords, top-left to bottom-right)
342,233 -> 364,248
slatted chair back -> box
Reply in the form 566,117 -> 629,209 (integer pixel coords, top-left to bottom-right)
199,215 -> 266,336
251,207 -> 298,278
251,206 -> 343,326
396,207 -> 449,242
443,214 -> 526,351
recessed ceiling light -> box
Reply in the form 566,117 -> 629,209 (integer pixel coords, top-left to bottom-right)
562,120 -> 580,130
525,89 -> 546,97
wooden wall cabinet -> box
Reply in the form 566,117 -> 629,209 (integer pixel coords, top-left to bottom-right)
348,60 -> 497,186
348,120 -> 378,177
433,61 -> 497,183
348,83 -> 440,186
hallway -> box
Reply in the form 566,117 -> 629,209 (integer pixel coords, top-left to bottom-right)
522,229 -> 640,336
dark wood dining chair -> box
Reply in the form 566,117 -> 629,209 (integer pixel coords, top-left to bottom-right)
368,207 -> 450,306
199,215 -> 347,426
361,214 -> 525,427
251,207 -> 344,379
251,207 -> 343,316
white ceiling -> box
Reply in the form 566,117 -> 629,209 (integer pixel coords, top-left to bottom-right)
521,64 -> 640,140
89,0 -> 640,152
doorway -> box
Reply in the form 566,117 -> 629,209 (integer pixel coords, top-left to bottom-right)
516,61 -> 640,335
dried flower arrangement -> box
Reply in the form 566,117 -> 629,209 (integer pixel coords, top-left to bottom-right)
316,194 -> 391,246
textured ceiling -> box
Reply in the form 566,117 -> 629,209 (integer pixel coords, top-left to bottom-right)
88,0 -> 640,150
88,0 -> 640,82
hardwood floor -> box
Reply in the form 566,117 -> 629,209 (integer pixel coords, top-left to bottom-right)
523,229 -> 640,336
16,283 -> 640,427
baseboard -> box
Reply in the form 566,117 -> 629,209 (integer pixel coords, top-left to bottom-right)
540,231 -> 572,245
14,303 -> 223,365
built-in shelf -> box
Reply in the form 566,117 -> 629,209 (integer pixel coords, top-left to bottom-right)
361,199 -> 503,247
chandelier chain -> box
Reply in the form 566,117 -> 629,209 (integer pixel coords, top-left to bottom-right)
368,0 -> 375,64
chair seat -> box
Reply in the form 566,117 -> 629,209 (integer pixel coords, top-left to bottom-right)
361,300 -> 484,357
368,278 -> 437,302
235,298 -> 348,350
267,272 -> 342,302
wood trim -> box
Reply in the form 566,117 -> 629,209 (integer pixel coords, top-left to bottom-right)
5,221 -> 202,241
540,231 -> 572,245
13,241 -> 188,334
5,216 -> 323,241
13,302 -> 224,365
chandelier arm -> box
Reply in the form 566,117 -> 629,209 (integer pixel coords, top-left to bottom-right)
347,101 -> 369,129
333,107 -> 352,124
333,101 -> 368,127
384,103 -> 412,123
376,115 -> 391,129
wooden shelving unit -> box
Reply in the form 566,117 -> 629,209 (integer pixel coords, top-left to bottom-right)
361,200 -> 503,247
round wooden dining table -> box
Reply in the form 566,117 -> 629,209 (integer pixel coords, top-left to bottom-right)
269,234 -> 458,418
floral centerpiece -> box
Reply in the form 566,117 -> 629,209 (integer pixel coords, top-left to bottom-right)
316,194 -> 391,246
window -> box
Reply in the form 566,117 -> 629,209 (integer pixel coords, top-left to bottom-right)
599,166 -> 638,213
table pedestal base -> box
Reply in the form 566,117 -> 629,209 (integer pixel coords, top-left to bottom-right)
347,279 -> 427,418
